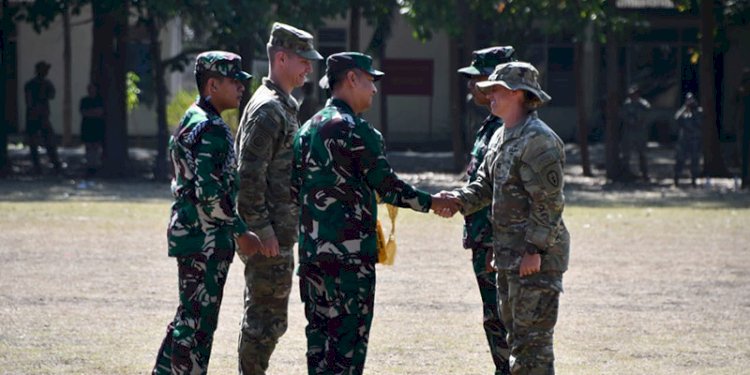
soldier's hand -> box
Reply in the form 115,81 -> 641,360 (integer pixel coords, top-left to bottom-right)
431,192 -> 461,218
237,231 -> 263,257
259,234 -> 280,257
519,253 -> 541,277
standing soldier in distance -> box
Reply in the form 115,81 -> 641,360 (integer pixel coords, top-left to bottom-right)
457,46 -> 514,375
235,22 -> 323,375
25,61 -> 62,174
620,84 -> 652,181
673,92 -> 703,187
441,61 -> 570,374
292,52 -> 461,375
153,51 -> 262,375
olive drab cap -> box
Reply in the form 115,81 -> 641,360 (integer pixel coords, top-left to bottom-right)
268,22 -> 323,60
318,52 -> 385,89
457,46 -> 516,77
476,61 -> 552,103
194,51 -> 252,81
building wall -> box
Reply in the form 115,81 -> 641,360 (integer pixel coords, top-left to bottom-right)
15,5 -> 182,139
315,14 -> 452,148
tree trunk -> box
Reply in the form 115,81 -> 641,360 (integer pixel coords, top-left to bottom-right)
148,16 -> 169,181
699,0 -> 729,176
575,41 -> 592,176
605,32 -> 621,181
349,2 -> 360,51
449,36 -> 465,172
378,41 -> 388,139
0,0 -> 8,176
92,2 -> 129,177
62,4 -> 72,146
239,37 -> 254,114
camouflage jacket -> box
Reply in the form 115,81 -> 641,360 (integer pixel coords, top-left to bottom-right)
455,112 -> 569,274
167,98 -> 248,257
235,78 -> 300,247
24,77 -> 55,121
292,98 -> 433,264
620,97 -> 651,130
463,115 -> 503,249
675,107 -> 703,142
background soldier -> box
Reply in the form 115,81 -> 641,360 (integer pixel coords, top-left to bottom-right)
24,60 -> 61,174
443,61 -> 569,374
673,92 -> 703,187
235,22 -> 322,375
292,52 -> 459,375
457,46 -> 514,375
620,84 -> 652,181
153,51 -> 262,375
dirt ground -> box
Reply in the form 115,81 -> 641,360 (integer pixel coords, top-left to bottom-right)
1,144 -> 749,374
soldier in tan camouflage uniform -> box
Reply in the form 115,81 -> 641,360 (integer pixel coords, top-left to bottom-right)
234,22 -> 323,375
457,46 -> 515,375
441,61 -> 570,375
153,50 -> 262,375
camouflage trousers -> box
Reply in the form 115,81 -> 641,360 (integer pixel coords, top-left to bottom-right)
298,257 -> 376,375
496,270 -> 562,375
237,245 -> 294,375
471,247 -> 510,375
153,247 -> 234,375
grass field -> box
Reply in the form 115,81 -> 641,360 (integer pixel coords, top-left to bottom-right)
1,185 -> 749,374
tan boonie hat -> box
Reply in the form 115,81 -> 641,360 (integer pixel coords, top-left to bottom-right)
476,61 -> 551,103
268,22 -> 323,60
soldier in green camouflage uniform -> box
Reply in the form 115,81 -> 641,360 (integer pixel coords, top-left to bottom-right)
235,23 -> 323,375
620,84 -> 652,181
457,46 -> 515,375
153,51 -> 262,375
292,52 -> 459,375
446,62 -> 569,375
673,92 -> 703,187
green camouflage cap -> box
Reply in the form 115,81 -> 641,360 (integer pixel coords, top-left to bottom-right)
268,22 -> 323,60
476,61 -> 551,103
318,52 -> 384,89
194,50 -> 252,81
457,46 -> 516,77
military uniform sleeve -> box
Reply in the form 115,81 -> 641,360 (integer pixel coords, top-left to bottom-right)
518,133 -> 565,252
357,122 -> 432,212
455,131 -> 499,215
193,124 -> 248,235
236,104 -> 284,240
290,130 -> 303,206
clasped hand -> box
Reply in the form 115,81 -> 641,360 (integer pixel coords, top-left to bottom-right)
430,191 -> 462,218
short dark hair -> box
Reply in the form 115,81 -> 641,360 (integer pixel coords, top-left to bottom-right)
330,68 -> 362,91
196,72 -> 225,95
267,45 -> 289,67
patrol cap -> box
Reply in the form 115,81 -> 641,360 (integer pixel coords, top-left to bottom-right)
194,50 -> 252,81
476,61 -> 551,103
268,22 -> 323,60
319,52 -> 385,89
457,46 -> 516,77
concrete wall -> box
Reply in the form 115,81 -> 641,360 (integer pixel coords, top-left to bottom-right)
15,5 -> 183,138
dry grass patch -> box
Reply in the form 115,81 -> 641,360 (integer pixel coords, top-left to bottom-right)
1,199 -> 749,374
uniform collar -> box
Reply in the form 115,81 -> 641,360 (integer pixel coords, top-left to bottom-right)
477,114 -> 502,134
262,78 -> 299,110
503,111 -> 538,141
328,97 -> 356,116
197,96 -> 221,117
